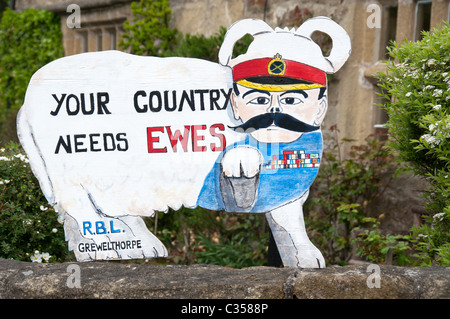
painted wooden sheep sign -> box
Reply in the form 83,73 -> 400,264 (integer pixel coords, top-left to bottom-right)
17,17 -> 351,268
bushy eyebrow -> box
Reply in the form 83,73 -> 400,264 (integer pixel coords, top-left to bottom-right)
280,90 -> 308,98
242,89 -> 271,99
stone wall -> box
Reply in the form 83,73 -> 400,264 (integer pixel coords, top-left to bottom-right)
0,258 -> 448,299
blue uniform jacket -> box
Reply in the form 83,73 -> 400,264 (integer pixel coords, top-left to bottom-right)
196,131 -> 322,213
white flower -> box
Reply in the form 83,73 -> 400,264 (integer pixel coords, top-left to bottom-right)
427,59 -> 436,66
432,89 -> 443,97
52,228 -> 58,233
429,124 -> 436,132
433,89 -> 443,97
406,92 -> 412,97
0,156 -> 11,161
424,85 -> 435,90
433,104 -> 441,110
14,154 -> 29,163
421,134 -> 440,147
41,253 -> 51,262
31,251 -> 42,263
433,213 -> 445,222
31,255 -> 42,263
39,205 -> 48,211
23,219 -> 32,226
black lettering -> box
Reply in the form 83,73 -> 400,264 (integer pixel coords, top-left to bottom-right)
195,89 -> 208,111
164,90 -> 176,111
80,93 -> 95,115
97,92 -> 111,114
66,94 -> 80,115
149,91 -> 162,112
74,134 -> 87,152
220,88 -> 233,110
172,91 -> 178,111
89,133 -> 101,152
55,135 -> 72,154
50,94 -> 66,116
116,133 -> 129,151
134,90 -> 147,113
103,133 -> 116,151
179,90 -> 195,112
209,89 -> 220,110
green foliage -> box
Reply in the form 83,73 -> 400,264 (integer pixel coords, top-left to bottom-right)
120,0 -> 252,62
0,0 -> 9,16
305,128 -> 399,265
377,22 -> 449,265
170,28 -> 226,62
119,0 -> 178,56
409,207 -> 450,266
0,7 -> 68,263
172,26 -> 253,62
0,143 -> 73,262
149,207 -> 269,268
353,216 -> 411,265
0,8 -> 64,112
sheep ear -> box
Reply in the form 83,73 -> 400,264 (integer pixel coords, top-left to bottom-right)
296,16 -> 351,74
218,19 -> 273,66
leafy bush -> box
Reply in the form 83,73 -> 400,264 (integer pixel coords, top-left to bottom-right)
171,26 -> 253,62
377,22 -> 449,265
119,0 -> 252,61
119,0 -> 178,56
409,207 -> 450,266
352,215 -> 411,265
148,207 -> 269,268
0,143 -> 73,262
0,8 -> 69,262
305,127 -> 399,265
0,8 -> 64,145
0,8 -> 64,112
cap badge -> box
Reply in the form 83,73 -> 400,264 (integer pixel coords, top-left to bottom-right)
267,53 -> 286,76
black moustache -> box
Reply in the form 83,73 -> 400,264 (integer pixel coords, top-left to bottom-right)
228,113 -> 320,133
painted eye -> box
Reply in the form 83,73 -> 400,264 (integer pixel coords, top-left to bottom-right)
248,97 -> 270,105
280,97 -> 303,105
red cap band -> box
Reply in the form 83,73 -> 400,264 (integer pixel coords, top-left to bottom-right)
232,58 -> 327,86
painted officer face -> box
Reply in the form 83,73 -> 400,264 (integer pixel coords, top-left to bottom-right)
230,83 -> 327,143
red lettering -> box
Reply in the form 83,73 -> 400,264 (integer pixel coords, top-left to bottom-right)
166,126 -> 190,152
191,125 -> 207,152
210,124 -> 226,151
147,124 -> 226,153
147,127 -> 167,153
